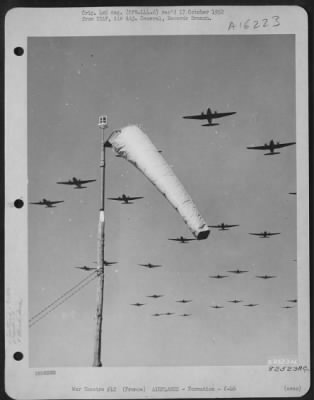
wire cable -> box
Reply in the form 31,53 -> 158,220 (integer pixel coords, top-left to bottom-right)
29,269 -> 99,323
29,271 -> 103,328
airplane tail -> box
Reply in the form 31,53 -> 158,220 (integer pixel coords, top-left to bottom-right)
207,108 -> 212,115
202,123 -> 219,127
264,152 -> 280,156
74,186 -> 87,189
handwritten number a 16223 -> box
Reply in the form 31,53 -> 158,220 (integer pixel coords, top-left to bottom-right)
228,15 -> 280,31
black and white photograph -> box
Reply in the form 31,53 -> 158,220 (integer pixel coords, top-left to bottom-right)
5,5 -> 310,399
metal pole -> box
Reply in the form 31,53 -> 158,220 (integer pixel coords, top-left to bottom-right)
93,117 -> 108,367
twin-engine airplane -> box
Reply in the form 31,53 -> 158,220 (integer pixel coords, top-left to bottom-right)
108,194 -> 144,204
249,231 -> 280,238
74,265 -> 96,271
30,198 -> 64,208
168,236 -> 196,244
131,303 -> 145,307
247,140 -> 295,155
256,275 -> 277,279
228,269 -> 248,274
93,260 -> 118,266
208,223 -> 239,231
183,108 -> 236,127
138,263 -> 162,269
57,177 -> 96,189
209,274 -> 228,279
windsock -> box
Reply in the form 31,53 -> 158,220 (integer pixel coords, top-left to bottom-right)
106,125 -> 210,240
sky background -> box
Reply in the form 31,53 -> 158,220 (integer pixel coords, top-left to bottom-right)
28,35 -> 297,367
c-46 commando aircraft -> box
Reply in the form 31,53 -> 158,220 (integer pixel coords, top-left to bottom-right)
30,198 -> 64,208
227,269 -> 248,274
176,299 -> 192,303
93,260 -> 118,266
247,140 -> 295,155
57,177 -> 96,189
256,275 -> 277,279
168,236 -> 196,244
183,107 -> 236,127
138,263 -> 162,269
208,223 -> 239,231
107,194 -> 144,204
249,231 -> 280,238
74,265 -> 96,271
209,274 -> 228,279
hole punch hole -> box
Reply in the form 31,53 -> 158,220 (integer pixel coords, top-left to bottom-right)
14,47 -> 24,56
14,199 -> 24,209
13,352 -> 23,361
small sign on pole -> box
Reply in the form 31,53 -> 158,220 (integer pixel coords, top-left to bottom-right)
98,115 -> 108,130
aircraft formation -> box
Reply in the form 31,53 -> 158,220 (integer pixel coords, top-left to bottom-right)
30,177 -> 97,207
182,106 -> 295,157
123,260 -> 293,315
67,252 -> 294,316
118,106 -> 296,317
30,104 -> 297,328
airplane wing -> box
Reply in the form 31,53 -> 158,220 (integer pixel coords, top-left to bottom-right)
168,238 -> 180,241
249,233 -> 263,236
127,196 -> 144,201
182,114 -> 207,120
246,145 -> 268,150
207,225 -> 220,228
225,224 -> 239,228
50,200 -> 64,204
56,180 -> 74,185
107,197 -> 122,201
30,201 -> 43,205
268,232 -> 280,236
79,179 -> 96,184
274,141 -> 296,149
212,112 -> 236,119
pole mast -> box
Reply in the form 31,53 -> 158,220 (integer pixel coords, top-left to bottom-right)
93,115 -> 108,367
